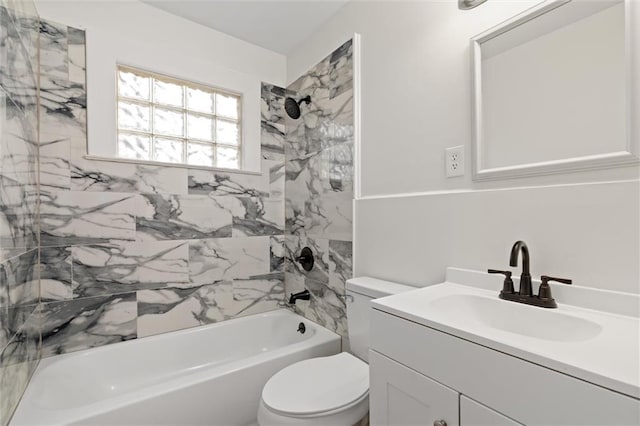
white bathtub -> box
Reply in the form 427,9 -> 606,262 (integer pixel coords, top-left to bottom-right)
12,309 -> 340,426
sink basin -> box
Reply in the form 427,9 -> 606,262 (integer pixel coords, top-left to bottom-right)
427,294 -> 603,342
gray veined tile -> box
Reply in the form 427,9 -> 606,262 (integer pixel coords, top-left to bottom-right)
329,240 -> 353,294
0,5 -> 38,76
229,197 -> 284,237
0,310 -> 39,426
261,83 -> 286,158
0,40 -> 38,256
188,168 -> 269,198
329,39 -> 354,99
321,142 -> 354,193
261,83 -> 286,128
261,122 -> 286,159
189,236 -> 270,286
1,94 -> 38,177
39,135 -> 71,192
39,74 -> 86,142
39,245 -> 73,302
0,18 -> 38,111
311,190 -> 353,241
40,191 -> 137,246
285,152 -> 353,240
0,250 -> 38,351
305,277 -> 347,336
67,24 -> 85,45
67,26 -> 86,85
285,235 -> 329,284
41,293 -> 137,357
71,157 -> 187,194
264,159 -> 285,199
39,19 -> 69,79
71,240 -> 189,298
0,172 -> 38,252
324,240 -> 353,322
284,272 -> 347,337
0,249 -> 38,308
270,235 -> 285,273
136,282 -> 234,338
232,272 -> 286,318
135,194 -> 232,241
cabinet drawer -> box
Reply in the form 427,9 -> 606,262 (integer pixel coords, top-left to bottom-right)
370,351 -> 459,426
371,309 -> 640,425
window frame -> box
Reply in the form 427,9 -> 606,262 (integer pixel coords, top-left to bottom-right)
116,64 -> 243,170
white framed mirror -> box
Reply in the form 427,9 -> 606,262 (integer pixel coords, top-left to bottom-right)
471,0 -> 639,181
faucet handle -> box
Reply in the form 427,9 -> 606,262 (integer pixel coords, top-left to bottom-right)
488,269 -> 512,277
540,275 -> 572,285
488,269 -> 514,294
538,275 -> 572,304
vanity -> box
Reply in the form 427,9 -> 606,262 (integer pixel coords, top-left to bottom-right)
368,268 -> 640,425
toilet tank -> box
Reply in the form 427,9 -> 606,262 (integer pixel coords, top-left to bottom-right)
346,277 -> 415,362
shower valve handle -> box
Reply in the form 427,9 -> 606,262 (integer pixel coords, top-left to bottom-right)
295,247 -> 314,272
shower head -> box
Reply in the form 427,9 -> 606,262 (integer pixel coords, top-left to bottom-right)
284,95 -> 311,119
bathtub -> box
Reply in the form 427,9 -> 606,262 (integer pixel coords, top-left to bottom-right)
12,309 -> 340,426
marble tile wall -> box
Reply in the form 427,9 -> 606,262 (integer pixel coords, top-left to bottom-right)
37,18 -> 287,357
0,0 -> 41,424
284,40 -> 354,339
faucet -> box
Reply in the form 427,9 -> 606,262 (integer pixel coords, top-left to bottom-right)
509,240 -> 532,297
490,240 -> 573,308
288,290 -> 310,305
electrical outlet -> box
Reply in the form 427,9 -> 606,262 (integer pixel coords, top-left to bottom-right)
445,146 -> 464,178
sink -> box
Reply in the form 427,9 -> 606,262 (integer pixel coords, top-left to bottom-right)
427,293 -> 603,342
371,268 -> 640,400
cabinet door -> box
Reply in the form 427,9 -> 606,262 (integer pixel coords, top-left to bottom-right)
460,396 -> 521,426
370,350 -> 459,426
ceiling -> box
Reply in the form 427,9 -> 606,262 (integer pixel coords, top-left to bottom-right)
142,0 -> 350,54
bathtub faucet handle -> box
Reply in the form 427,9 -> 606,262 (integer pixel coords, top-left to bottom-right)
295,247 -> 315,272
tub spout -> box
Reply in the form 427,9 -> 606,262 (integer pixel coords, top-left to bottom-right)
289,290 -> 310,305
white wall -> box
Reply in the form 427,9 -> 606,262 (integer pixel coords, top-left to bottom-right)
355,180 -> 639,293
35,0 -> 286,172
288,1 -> 640,294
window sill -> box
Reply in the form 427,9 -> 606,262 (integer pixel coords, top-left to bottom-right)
83,155 -> 262,176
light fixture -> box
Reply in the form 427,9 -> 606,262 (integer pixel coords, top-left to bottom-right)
459,0 -> 488,10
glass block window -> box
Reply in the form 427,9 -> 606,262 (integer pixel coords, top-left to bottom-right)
116,65 -> 242,169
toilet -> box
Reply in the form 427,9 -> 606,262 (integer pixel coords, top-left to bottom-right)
257,277 -> 414,426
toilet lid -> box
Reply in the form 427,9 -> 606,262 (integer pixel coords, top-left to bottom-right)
262,352 -> 369,416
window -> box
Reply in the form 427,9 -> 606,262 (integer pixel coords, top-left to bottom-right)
116,65 -> 242,169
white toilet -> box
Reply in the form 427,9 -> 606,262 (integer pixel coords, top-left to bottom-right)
257,277 -> 414,426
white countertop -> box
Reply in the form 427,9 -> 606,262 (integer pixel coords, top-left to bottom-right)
372,268 -> 640,400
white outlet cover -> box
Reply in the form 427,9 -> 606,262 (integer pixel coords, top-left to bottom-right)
446,145 -> 464,178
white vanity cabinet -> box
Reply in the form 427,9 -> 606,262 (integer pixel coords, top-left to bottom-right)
460,397 -> 521,426
370,351 -> 520,426
369,308 -> 640,426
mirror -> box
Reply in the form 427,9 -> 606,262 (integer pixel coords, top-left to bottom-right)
471,0 -> 639,180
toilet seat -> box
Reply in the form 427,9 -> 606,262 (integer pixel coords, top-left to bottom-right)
261,352 -> 369,418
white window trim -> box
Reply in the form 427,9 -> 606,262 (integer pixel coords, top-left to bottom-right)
82,154 -> 262,175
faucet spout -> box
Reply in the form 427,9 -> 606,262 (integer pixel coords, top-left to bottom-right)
288,290 -> 310,305
509,240 -> 532,296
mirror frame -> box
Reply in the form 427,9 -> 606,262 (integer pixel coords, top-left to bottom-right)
470,0 -> 639,181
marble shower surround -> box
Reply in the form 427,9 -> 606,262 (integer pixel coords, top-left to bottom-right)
0,1 -> 40,424
284,39 -> 354,338
37,18 -> 288,357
